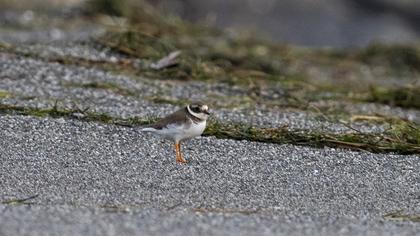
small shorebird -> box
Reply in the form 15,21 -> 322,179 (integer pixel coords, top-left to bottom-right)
141,103 -> 210,163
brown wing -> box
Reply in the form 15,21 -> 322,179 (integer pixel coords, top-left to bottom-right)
149,107 -> 190,130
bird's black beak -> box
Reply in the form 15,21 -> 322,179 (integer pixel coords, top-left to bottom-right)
204,110 -> 211,115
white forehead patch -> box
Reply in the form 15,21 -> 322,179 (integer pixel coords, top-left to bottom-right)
202,105 -> 208,110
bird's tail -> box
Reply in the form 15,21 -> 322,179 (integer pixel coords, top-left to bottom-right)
140,127 -> 156,132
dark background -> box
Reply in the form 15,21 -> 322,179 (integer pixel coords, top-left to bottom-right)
148,0 -> 420,48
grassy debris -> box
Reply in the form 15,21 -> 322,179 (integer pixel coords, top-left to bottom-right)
205,119 -> 420,155
98,204 -> 132,213
383,210 -> 420,222
97,29 -> 292,83
0,91 -> 11,98
0,103 -> 154,126
2,195 -> 38,205
0,103 -> 419,155
364,85 -> 420,109
88,0 -> 297,83
356,43 -> 420,72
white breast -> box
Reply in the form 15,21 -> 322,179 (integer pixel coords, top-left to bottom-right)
181,120 -> 206,141
154,120 -> 206,142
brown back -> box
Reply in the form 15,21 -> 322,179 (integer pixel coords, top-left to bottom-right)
150,107 -> 190,130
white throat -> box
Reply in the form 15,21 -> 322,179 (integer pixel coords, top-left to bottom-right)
187,105 -> 209,121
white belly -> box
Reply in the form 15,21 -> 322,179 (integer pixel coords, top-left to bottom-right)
156,121 -> 206,142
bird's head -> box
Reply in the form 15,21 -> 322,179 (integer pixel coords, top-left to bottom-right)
187,102 -> 211,120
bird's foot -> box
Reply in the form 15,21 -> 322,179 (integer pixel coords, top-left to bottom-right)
176,155 -> 187,164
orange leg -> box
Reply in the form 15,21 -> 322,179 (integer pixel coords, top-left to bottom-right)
175,142 -> 187,163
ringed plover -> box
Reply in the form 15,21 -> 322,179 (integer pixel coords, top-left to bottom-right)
141,103 -> 210,163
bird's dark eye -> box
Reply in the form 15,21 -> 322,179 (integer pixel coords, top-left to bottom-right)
191,106 -> 200,112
